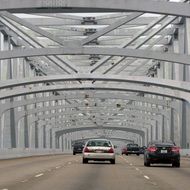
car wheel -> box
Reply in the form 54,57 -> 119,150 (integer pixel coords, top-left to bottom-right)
126,154 -> 128,156
73,152 -> 76,155
110,159 -> 115,164
136,154 -> 140,156
83,158 -> 88,164
144,160 -> 150,167
172,162 -> 180,168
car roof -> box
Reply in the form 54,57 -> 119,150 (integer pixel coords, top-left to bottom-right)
87,139 -> 110,141
148,141 -> 175,146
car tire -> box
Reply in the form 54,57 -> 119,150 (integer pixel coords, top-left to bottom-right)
73,152 -> 76,155
144,160 -> 150,167
83,158 -> 88,164
110,159 -> 115,164
126,154 -> 128,156
172,162 -> 180,168
136,154 -> 140,156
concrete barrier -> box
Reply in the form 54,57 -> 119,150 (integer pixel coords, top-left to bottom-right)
0,148 -> 72,159
180,149 -> 190,157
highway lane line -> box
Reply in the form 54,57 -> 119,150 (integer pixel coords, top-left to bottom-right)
1,189 -> 8,190
144,175 -> 150,180
55,166 -> 61,169
21,179 -> 28,183
35,173 -> 44,178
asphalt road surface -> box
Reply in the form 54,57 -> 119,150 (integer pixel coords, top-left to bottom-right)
0,154 -> 190,190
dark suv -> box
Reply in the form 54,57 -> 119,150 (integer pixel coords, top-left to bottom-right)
73,142 -> 85,155
144,141 -> 180,167
122,143 -> 140,156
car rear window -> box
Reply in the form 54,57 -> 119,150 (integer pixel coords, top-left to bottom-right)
127,144 -> 138,147
154,143 -> 174,147
87,140 -> 112,147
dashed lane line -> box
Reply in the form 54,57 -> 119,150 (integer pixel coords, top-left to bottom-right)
35,173 -> 44,178
144,175 -> 150,180
21,179 -> 28,183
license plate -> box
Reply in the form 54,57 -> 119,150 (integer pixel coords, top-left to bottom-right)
96,150 -> 103,153
161,150 -> 167,153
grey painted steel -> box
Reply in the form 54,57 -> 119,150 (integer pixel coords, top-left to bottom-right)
0,83 -> 189,102
0,11 -> 65,46
0,93 -> 173,114
0,15 -> 78,74
81,12 -> 143,45
55,126 -> 145,145
91,15 -> 167,73
0,47 -> 190,66
73,137 -> 134,143
29,112 -> 154,128
0,74 -> 190,92
0,0 -> 189,18
102,16 -> 177,74
15,104 -> 159,122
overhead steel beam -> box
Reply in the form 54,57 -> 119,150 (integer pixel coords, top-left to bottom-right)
35,116 -> 153,130
55,125 -> 145,139
0,15 -> 79,74
0,47 -> 190,66
0,93 -> 172,116
22,16 -> 176,27
0,83 -> 189,102
0,74 -> 190,93
16,104 -> 159,120
81,12 -> 143,45
16,107 -> 158,128
102,16 -> 176,74
90,15 -> 167,73
0,0 -> 189,18
72,137 -> 134,143
0,11 -> 65,46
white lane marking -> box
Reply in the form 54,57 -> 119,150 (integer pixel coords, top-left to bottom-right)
130,163 -> 133,166
135,168 -> 139,171
1,189 -> 8,190
35,173 -> 44,178
21,179 -> 28,183
144,175 -> 150,180
55,166 -> 61,169
68,162 -> 72,165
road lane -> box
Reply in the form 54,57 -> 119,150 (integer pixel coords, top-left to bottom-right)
0,155 -> 78,187
121,155 -> 190,190
0,155 -> 189,190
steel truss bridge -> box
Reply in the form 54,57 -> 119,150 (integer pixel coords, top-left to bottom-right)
0,0 -> 190,157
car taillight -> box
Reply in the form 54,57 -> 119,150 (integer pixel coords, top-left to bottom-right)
84,147 -> 90,153
108,148 -> 114,153
147,146 -> 157,152
171,146 -> 180,153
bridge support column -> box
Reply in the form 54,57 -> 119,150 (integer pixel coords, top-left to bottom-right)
184,17 -> 190,148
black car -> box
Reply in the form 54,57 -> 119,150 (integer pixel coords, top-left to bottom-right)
122,143 -> 140,156
73,142 -> 85,155
139,146 -> 147,154
144,141 -> 180,167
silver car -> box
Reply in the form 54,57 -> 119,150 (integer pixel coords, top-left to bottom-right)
82,139 -> 116,164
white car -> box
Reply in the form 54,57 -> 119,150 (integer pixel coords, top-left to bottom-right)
82,139 -> 116,164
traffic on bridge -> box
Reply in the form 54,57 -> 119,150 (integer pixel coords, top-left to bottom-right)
0,0 -> 190,189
